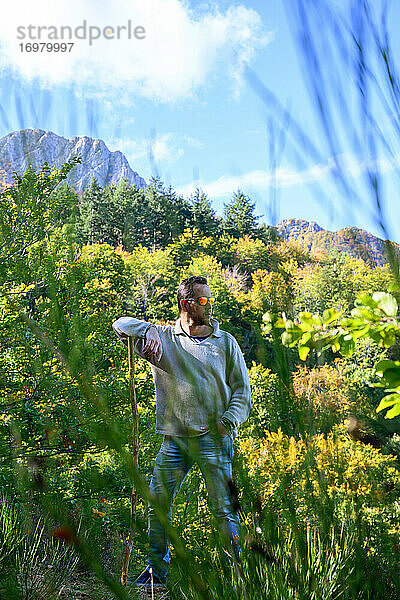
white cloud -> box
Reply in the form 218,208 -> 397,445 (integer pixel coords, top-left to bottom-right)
108,132 -> 200,166
176,164 -> 331,198
182,135 -> 204,150
0,0 -> 270,103
175,153 -> 400,198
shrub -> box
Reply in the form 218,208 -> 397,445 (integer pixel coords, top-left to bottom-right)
240,426 -> 400,532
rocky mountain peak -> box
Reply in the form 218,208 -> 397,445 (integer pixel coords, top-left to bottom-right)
0,129 -> 146,192
277,219 -> 324,239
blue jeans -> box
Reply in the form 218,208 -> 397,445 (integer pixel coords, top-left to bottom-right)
147,431 -> 240,580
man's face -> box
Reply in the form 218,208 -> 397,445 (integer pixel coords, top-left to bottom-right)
182,283 -> 213,325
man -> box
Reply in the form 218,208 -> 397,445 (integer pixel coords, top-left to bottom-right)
112,275 -> 251,585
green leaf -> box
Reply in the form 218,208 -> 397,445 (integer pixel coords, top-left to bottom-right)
275,318 -> 286,328
261,323 -> 272,334
381,332 -> 396,348
322,308 -> 343,324
378,368 -> 400,388
352,325 -> 370,339
355,294 -> 377,309
300,331 -> 311,344
376,393 -> 400,413
281,331 -> 292,346
351,307 -> 378,321
299,346 -> 310,361
375,359 -> 400,375
340,337 -> 355,357
386,403 -> 400,419
298,312 -> 319,329
372,292 -> 398,317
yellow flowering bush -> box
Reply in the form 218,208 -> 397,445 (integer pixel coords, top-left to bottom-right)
240,426 -> 400,527
292,363 -> 355,433
239,363 -> 281,438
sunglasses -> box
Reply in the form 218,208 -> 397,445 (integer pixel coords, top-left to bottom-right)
186,296 -> 215,306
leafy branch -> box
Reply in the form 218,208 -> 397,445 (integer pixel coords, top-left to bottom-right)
264,291 -> 400,418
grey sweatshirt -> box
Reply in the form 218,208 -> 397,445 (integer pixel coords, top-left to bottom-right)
112,317 -> 251,439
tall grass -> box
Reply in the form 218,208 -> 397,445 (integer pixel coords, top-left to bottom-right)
0,496 -> 79,599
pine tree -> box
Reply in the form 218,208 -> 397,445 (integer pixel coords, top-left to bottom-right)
253,223 -> 281,245
189,188 -> 220,236
223,189 -> 259,238
76,177 -> 105,245
112,179 -> 148,249
145,178 -> 191,249
50,182 -> 79,224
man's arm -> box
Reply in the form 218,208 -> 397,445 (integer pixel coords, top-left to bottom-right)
220,341 -> 251,434
112,317 -> 163,362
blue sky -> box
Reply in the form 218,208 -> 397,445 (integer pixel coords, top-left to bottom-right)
1,0 -> 399,241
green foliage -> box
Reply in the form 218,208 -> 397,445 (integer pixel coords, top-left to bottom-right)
292,256 -> 356,316
231,235 -> 270,274
222,189 -> 259,238
269,291 -> 400,419
168,228 -> 235,269
3,158 -> 400,598
246,269 -> 291,318
291,363 -> 355,434
241,363 -> 281,438
0,497 -> 78,598
145,178 -> 192,249
77,177 -> 150,251
188,188 -> 220,237
0,158 -> 81,283
375,360 -> 400,418
123,245 -> 178,320
240,425 -> 400,527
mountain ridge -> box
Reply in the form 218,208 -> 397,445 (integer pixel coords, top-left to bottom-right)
0,129 -> 146,192
276,218 -> 399,267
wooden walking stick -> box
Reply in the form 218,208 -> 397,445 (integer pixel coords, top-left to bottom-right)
121,336 -> 139,585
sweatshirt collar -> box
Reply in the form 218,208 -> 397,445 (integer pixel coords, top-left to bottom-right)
174,317 -> 222,338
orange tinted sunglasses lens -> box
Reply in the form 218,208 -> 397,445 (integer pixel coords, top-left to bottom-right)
198,297 -> 214,306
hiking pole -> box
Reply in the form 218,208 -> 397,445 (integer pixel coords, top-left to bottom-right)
121,336 -> 139,585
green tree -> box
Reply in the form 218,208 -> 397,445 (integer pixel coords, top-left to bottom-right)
112,179 -> 148,250
168,228 -> 236,269
76,176 -> 106,245
233,235 -> 270,274
50,182 -> 79,224
253,223 -> 281,245
292,255 -> 356,316
145,178 -> 179,249
123,245 -> 178,320
188,188 -> 220,237
222,189 -> 259,238
0,158 -> 80,285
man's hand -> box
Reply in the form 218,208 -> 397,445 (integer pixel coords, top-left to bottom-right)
217,420 -> 228,438
143,326 -> 163,361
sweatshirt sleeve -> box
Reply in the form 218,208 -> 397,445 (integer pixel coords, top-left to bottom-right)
220,340 -> 251,432
112,317 -> 153,343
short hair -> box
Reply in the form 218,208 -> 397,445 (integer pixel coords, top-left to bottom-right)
177,276 -> 208,313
